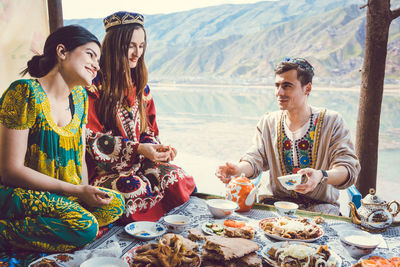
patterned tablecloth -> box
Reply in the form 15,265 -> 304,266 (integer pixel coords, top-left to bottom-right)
86,196 -> 400,266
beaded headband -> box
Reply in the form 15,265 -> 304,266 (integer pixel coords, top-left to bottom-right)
103,11 -> 144,32
283,57 -> 314,77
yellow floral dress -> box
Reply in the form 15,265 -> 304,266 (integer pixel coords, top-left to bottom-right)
0,79 -> 124,252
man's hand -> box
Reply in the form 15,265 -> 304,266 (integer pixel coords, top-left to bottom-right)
215,162 -> 239,184
294,168 -> 323,194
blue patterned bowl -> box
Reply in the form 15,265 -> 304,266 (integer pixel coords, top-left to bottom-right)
278,174 -> 302,190
274,201 -> 298,217
124,221 -> 166,240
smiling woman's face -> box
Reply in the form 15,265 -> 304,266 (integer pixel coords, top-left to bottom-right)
62,41 -> 100,87
127,28 -> 145,69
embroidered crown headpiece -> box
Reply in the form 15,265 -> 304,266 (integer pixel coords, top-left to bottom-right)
283,57 -> 314,77
103,11 -> 144,32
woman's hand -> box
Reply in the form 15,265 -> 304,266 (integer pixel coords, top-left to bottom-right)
294,168 -> 322,194
215,162 -> 239,184
138,143 -> 171,162
167,146 -> 177,161
75,185 -> 113,207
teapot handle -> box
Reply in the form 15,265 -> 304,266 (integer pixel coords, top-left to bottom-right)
387,200 -> 400,218
245,187 -> 258,206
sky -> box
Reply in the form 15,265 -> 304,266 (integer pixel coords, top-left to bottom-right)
62,0 -> 275,19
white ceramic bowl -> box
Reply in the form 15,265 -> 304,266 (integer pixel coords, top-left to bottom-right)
80,256 -> 129,267
339,230 -> 381,258
206,199 -> 238,218
274,201 -> 299,217
163,214 -> 190,233
278,174 -> 302,190
124,221 -> 166,241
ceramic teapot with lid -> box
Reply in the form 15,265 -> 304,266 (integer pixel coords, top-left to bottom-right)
349,188 -> 400,233
226,174 -> 258,212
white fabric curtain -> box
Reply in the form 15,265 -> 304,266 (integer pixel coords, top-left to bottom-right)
0,0 -> 49,94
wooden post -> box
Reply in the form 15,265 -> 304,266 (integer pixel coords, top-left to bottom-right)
356,0 -> 400,196
47,0 -> 63,33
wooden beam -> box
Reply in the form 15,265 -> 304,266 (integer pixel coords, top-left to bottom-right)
48,0 -> 63,33
355,0 -> 391,196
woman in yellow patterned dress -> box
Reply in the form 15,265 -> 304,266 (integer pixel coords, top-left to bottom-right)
0,25 -> 124,252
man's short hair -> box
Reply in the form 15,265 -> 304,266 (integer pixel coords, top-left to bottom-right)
274,58 -> 314,86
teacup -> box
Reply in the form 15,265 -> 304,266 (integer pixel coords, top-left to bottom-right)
274,201 -> 299,217
278,174 -> 302,190
163,214 -> 190,233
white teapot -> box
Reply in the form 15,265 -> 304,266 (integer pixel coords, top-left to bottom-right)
349,188 -> 400,233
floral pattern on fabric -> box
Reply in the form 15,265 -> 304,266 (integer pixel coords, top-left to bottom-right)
279,112 -> 326,176
0,80 -> 125,252
86,77 -> 195,222
0,79 -> 86,184
281,113 -> 316,174
0,184 -> 124,252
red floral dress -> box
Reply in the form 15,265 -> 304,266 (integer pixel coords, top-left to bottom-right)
85,77 -> 196,222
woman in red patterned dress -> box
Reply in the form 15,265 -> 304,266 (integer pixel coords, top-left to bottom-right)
85,11 -> 196,223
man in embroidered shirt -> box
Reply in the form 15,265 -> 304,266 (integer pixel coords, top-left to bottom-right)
215,58 -> 360,215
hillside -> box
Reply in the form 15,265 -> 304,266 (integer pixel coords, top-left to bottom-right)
65,0 -> 400,87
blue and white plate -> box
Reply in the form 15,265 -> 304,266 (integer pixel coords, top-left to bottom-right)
259,217 -> 324,242
80,256 -> 129,267
124,221 -> 166,240
359,252 -> 396,259
261,242 -> 342,267
28,253 -> 75,267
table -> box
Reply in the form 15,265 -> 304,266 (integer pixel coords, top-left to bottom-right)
86,194 -> 400,266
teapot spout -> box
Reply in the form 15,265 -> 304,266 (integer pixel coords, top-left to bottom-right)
349,202 -> 361,225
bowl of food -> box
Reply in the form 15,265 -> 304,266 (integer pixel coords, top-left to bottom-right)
80,256 -> 129,267
278,174 -> 302,190
163,214 -> 190,233
206,199 -> 238,219
339,230 -> 381,258
274,201 -> 298,217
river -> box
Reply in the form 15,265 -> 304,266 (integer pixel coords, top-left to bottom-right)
150,83 -> 400,202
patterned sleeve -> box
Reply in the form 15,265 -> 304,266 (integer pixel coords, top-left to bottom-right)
85,87 -> 140,173
140,85 -> 160,144
0,80 -> 37,130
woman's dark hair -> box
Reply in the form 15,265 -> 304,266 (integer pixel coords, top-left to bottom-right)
21,25 -> 100,78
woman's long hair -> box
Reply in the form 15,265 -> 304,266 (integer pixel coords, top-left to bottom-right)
98,24 -> 148,133
21,25 -> 100,77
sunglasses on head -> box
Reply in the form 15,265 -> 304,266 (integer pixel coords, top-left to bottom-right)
283,57 -> 314,76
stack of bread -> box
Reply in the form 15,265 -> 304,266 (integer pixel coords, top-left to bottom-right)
201,236 -> 262,267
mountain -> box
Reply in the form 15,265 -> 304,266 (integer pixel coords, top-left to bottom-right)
65,0 -> 400,87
